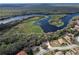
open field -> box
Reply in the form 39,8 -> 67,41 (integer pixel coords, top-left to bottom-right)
3,16 -> 45,36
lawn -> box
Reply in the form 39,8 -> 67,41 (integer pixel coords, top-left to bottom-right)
4,16 -> 45,36
19,16 -> 44,33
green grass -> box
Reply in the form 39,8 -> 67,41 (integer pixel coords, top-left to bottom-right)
52,21 -> 64,27
4,16 -> 45,36
49,15 -> 65,27
20,17 -> 44,33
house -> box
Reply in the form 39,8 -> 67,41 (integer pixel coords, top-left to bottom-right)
50,40 -> 60,47
73,19 -> 79,32
75,25 -> 79,29
76,20 -> 79,26
70,48 -> 77,53
74,47 -> 79,54
58,38 -> 66,45
64,35 -> 72,44
66,33 -> 74,39
16,50 -> 27,55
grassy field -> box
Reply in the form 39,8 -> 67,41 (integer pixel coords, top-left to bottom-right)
3,16 -> 45,36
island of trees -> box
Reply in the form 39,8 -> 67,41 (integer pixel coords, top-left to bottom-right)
49,15 -> 65,27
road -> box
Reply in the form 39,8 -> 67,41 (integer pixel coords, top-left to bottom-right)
35,41 -> 79,55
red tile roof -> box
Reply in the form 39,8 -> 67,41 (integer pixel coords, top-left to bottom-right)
16,50 -> 27,55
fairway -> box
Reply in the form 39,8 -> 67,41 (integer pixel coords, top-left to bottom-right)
4,16 -> 45,36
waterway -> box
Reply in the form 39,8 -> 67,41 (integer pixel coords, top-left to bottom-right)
0,13 -> 79,33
